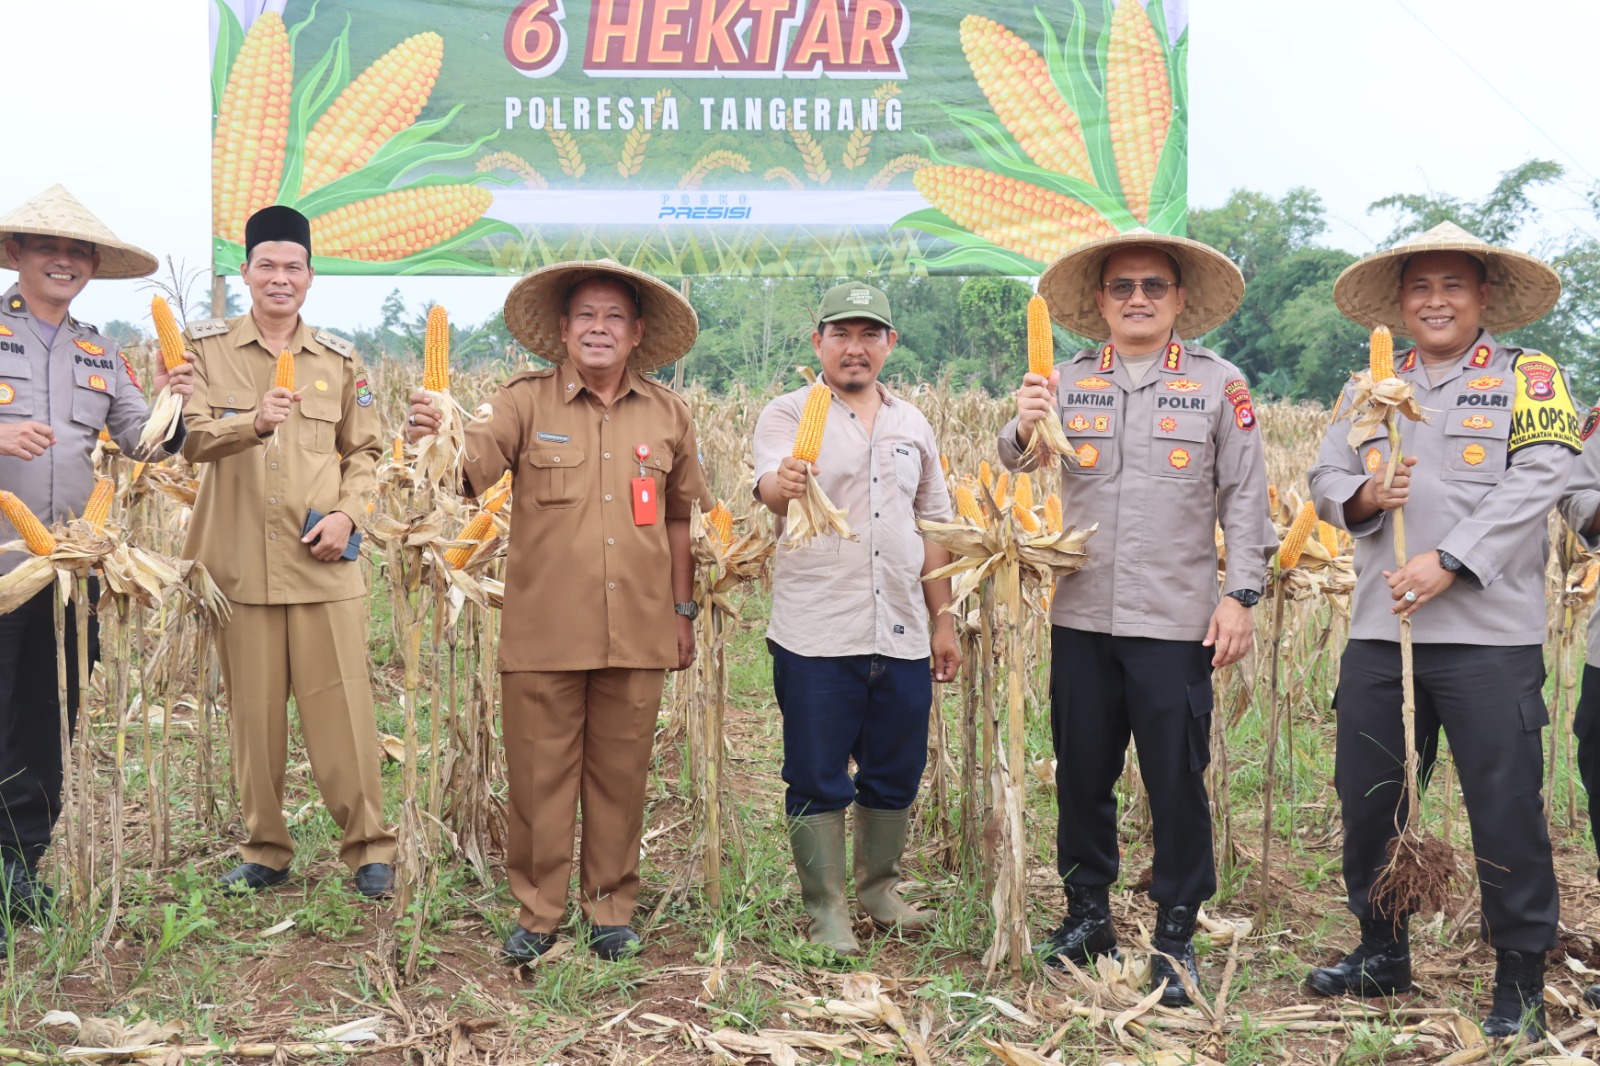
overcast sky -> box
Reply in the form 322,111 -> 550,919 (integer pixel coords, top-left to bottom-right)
4,0 -> 1595,338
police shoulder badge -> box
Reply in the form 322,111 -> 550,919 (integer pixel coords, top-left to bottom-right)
355,373 -> 374,407
1509,353 -> 1582,454
1583,406 -> 1600,443
1223,378 -> 1256,431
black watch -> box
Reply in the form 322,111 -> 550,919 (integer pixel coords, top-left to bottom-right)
1437,550 -> 1464,573
674,601 -> 700,620
1226,589 -> 1261,608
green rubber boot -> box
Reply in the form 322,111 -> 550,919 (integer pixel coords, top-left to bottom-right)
852,804 -> 931,933
789,810 -> 859,955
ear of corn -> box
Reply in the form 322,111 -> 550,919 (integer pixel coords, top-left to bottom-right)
274,350 -> 295,391
0,491 -> 56,556
959,15 -> 1094,184
1027,294 -> 1054,379
912,166 -> 1117,263
1013,472 -> 1034,512
1369,325 -> 1394,381
423,304 -> 450,392
939,453 -> 950,476
1278,500 -> 1317,570
1317,520 -> 1338,557
955,484 -> 986,527
444,510 -> 496,569
151,296 -> 187,372
993,471 -> 1011,509
309,185 -> 494,262
299,32 -> 444,195
483,471 -> 514,513
978,460 -> 993,492
792,383 -> 832,463
707,501 -> 735,545
1044,493 -> 1064,533
82,478 -> 115,530
392,437 -> 404,462
1106,0 -> 1173,224
1013,503 -> 1041,533
212,11 -> 290,244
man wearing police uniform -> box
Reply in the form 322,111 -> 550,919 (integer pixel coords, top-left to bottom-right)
404,260 -> 711,963
1307,223 -> 1574,1040
1000,230 -> 1274,1005
0,185 -> 193,951
181,206 -> 395,898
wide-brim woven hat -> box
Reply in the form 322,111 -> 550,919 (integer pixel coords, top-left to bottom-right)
1037,228 -> 1244,341
0,184 -> 158,279
1333,221 -> 1560,335
504,260 -> 697,372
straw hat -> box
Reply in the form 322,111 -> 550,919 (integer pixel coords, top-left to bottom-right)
1333,221 -> 1561,335
1037,228 -> 1244,341
503,260 -> 696,372
0,184 -> 157,279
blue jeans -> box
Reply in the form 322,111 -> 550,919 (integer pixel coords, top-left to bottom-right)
768,639 -> 931,818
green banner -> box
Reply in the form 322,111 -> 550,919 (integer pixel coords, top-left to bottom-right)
210,0 -> 1188,277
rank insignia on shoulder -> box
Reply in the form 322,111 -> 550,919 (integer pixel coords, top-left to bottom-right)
1583,407 -> 1600,442
1469,345 -> 1492,368
7,296 -> 24,312
315,330 -> 354,357
187,318 -> 231,339
1098,345 -> 1114,371
1163,342 -> 1182,371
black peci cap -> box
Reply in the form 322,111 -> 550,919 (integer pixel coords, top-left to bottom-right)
244,205 -> 312,261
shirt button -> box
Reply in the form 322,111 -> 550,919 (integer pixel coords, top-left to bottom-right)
604,494 -> 613,502
268,497 -> 276,505
607,537 -> 615,545
604,415 -> 610,421
874,512 -> 880,518
270,463 -> 278,470
604,452 -> 611,459
227,396 -> 235,404
269,532 -> 277,540
608,582 -> 616,590
553,456 -> 561,463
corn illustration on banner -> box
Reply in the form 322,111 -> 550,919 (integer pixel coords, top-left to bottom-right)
209,0 -> 1187,277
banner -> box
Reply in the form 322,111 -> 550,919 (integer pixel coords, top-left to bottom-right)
210,0 -> 1187,276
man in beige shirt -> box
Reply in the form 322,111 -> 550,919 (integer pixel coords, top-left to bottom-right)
406,260 -> 711,964
752,282 -> 959,955
182,206 -> 395,898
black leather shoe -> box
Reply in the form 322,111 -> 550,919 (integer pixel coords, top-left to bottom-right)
1306,918 -> 1412,997
1038,883 -> 1118,970
1150,904 -> 1202,1007
3,861 -> 55,924
590,925 -> 641,961
218,862 -> 290,892
354,863 -> 394,899
1482,949 -> 1546,1040
502,927 -> 559,964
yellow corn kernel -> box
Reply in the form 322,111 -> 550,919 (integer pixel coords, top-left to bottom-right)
82,478 -> 115,530
274,349 -> 295,391
1027,294 -> 1054,379
1106,0 -> 1173,224
1267,484 -> 1279,518
1013,503 -> 1041,533
912,166 -> 1117,263
1013,472 -> 1034,512
308,184 -> 495,262
211,12 -> 290,244
1369,325 -> 1395,381
1044,493 -> 1064,533
939,453 -> 950,476
707,501 -> 735,545
423,304 -> 450,392
151,296 -> 187,372
1317,520 -> 1338,557
444,510 -> 496,570
993,471 -> 1011,509
955,484 -> 986,527
978,460 -> 993,491
130,461 -> 146,481
960,15 -> 1095,184
98,427 -> 112,443
392,437 -> 404,462
0,491 -> 55,555
792,383 -> 832,463
299,32 -> 444,195
483,471 -> 514,514
1278,500 -> 1317,570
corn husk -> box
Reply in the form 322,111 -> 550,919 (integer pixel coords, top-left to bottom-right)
784,470 -> 856,549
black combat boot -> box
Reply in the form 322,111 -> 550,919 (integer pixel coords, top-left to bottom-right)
1038,883 -> 1117,970
2,858 -> 54,925
1482,949 -> 1546,1041
1149,904 -> 1201,1007
1305,917 -> 1412,997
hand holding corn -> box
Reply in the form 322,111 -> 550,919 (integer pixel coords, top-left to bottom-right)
404,389 -> 441,444
1013,369 -> 1059,447
769,456 -> 813,504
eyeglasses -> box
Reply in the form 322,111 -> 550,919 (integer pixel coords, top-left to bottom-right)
1102,277 -> 1175,300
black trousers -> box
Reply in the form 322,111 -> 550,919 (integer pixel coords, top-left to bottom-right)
1335,639 -> 1556,952
1572,664 -> 1600,876
1049,627 -> 1215,906
0,583 -> 97,868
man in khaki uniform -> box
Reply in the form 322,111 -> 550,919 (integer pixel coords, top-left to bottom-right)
1307,223 -> 1575,1040
0,186 -> 192,951
1000,230 -> 1274,1005
181,206 -> 395,898
405,260 -> 710,963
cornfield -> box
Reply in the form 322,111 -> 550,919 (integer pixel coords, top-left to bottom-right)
5,350 -> 1600,1064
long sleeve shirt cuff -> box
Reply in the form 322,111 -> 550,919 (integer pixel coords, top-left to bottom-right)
1318,472 -> 1384,538
996,418 -> 1034,472
1565,488 -> 1600,550
1436,533 -> 1497,591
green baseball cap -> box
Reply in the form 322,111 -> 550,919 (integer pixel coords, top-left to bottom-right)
817,281 -> 893,329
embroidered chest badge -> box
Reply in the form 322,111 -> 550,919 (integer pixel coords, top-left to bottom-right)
1168,448 -> 1192,470
87,374 -> 107,391
354,375 -> 374,407
73,339 -> 104,356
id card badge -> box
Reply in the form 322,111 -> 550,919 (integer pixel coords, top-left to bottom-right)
631,477 -> 658,525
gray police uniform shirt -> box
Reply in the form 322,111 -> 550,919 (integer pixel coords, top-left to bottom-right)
997,335 -> 1275,642
0,283 -> 182,575
1558,400 -> 1600,666
1310,332 -> 1580,646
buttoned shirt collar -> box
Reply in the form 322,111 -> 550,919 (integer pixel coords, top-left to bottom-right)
816,374 -> 897,407
1399,330 -> 1495,391
559,358 -> 639,404
232,311 -> 314,355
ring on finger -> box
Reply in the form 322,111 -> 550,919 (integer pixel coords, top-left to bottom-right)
1403,590 -> 1417,603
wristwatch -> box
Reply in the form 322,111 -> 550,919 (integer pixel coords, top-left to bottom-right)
1437,550 -> 1464,573
1226,589 -> 1261,608
674,601 -> 700,620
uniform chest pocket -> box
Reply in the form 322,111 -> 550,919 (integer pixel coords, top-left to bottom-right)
525,445 -> 586,509
0,357 -> 33,417
1062,408 -> 1115,476
208,382 -> 258,420
1443,406 -> 1510,482
890,444 -> 920,497
298,395 -> 340,453
1150,412 -> 1209,480
71,382 -> 111,430
642,447 -> 673,496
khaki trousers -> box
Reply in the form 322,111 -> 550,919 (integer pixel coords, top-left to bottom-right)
501,668 -> 665,933
217,598 -> 396,871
